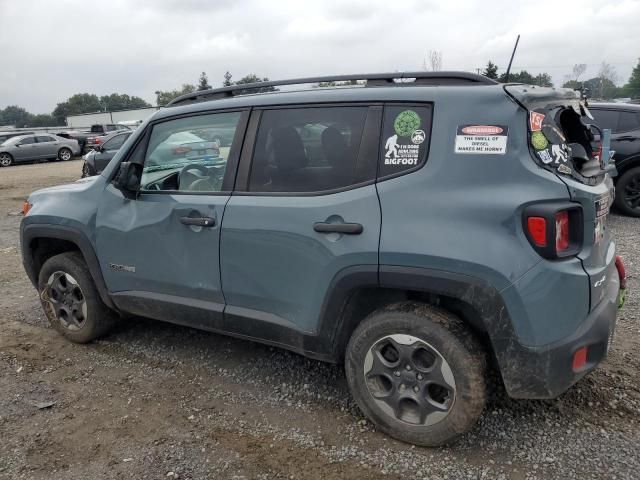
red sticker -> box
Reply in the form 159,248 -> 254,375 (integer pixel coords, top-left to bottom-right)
460,125 -> 504,135
529,112 -> 545,132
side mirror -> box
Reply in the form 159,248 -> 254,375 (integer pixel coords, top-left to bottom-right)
568,143 -> 590,163
113,162 -> 142,193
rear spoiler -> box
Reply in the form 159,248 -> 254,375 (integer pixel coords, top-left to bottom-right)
503,84 -> 592,118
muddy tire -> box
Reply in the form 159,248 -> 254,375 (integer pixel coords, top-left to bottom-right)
38,252 -> 117,343
345,302 -> 487,446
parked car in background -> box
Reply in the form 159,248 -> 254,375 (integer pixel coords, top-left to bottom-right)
58,124 -> 131,153
0,134 -> 79,167
589,103 -> 640,217
0,130 -> 34,144
81,130 -> 132,177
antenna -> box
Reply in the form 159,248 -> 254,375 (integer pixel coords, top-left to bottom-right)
504,34 -> 520,82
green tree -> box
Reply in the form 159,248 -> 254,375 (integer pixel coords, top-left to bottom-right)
499,70 -> 553,86
27,114 -> 61,127
99,93 -> 151,111
52,93 -> 102,124
197,72 -> 211,91
233,74 -> 276,94
623,58 -> 640,99
483,61 -> 498,80
223,71 -> 233,87
0,105 -> 32,127
155,84 -> 196,106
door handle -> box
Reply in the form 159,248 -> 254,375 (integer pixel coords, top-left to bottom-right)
313,222 -> 363,234
180,216 -> 216,227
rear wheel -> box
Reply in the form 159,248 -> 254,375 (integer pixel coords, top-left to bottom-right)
38,252 -> 117,343
0,153 -> 13,167
615,166 -> 640,217
58,147 -> 72,161
345,302 -> 487,446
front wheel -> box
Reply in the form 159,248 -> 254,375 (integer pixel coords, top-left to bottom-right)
38,252 -> 117,343
58,147 -> 73,161
615,166 -> 640,217
345,303 -> 487,446
0,153 -> 13,167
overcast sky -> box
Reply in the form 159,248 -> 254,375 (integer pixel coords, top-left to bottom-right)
1,0 -> 638,113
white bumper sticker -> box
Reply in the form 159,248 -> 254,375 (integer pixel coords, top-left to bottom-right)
454,125 -> 508,155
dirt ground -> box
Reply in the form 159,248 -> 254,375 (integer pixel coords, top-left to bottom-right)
0,160 -> 638,479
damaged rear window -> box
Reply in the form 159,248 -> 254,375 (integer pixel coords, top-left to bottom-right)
505,85 -> 607,185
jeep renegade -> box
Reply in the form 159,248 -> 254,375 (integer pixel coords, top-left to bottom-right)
20,72 -> 626,446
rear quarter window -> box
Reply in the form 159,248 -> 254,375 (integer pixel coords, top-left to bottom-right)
379,104 -> 432,179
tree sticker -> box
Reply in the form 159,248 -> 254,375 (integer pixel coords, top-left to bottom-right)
394,110 -> 421,137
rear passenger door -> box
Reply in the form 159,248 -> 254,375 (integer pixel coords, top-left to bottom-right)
220,105 -> 382,336
35,135 -> 59,159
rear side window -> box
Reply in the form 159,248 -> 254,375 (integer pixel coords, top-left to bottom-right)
617,111 -> 640,132
248,106 -> 370,193
379,105 -> 432,178
36,135 -> 55,142
590,109 -> 619,131
106,125 -> 117,132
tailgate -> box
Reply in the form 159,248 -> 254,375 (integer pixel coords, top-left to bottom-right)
564,176 -> 616,310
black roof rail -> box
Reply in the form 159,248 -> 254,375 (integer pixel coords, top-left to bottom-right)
166,71 -> 497,107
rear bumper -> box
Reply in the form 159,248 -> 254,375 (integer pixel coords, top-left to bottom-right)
498,272 -> 619,399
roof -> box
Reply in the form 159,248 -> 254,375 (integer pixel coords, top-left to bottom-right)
154,72 -> 507,121
166,71 -> 497,106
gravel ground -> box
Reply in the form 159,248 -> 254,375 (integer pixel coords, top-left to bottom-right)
0,160 -> 638,479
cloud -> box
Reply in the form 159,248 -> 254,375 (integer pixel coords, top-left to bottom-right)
0,0 -> 638,113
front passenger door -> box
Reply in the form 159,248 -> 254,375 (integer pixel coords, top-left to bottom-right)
14,136 -> 38,161
95,109 -> 248,327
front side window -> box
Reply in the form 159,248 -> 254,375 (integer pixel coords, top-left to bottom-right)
140,111 -> 241,192
103,133 -> 130,150
248,107 -> 369,193
18,136 -> 36,145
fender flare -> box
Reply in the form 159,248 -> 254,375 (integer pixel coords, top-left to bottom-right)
21,223 -> 116,310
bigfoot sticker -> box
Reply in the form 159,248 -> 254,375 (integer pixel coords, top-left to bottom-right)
380,106 -> 431,177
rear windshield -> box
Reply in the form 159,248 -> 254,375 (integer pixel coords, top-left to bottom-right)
505,85 -> 607,185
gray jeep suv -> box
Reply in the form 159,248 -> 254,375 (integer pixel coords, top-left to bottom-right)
20,72 -> 625,446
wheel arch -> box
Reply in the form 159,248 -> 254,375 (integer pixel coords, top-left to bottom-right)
614,154 -> 640,177
21,224 -> 116,310
321,266 -> 510,363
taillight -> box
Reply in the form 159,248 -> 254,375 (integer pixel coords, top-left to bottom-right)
526,217 -> 547,247
22,201 -> 32,216
555,211 -> 570,252
523,203 -> 583,259
95,138 -> 103,144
